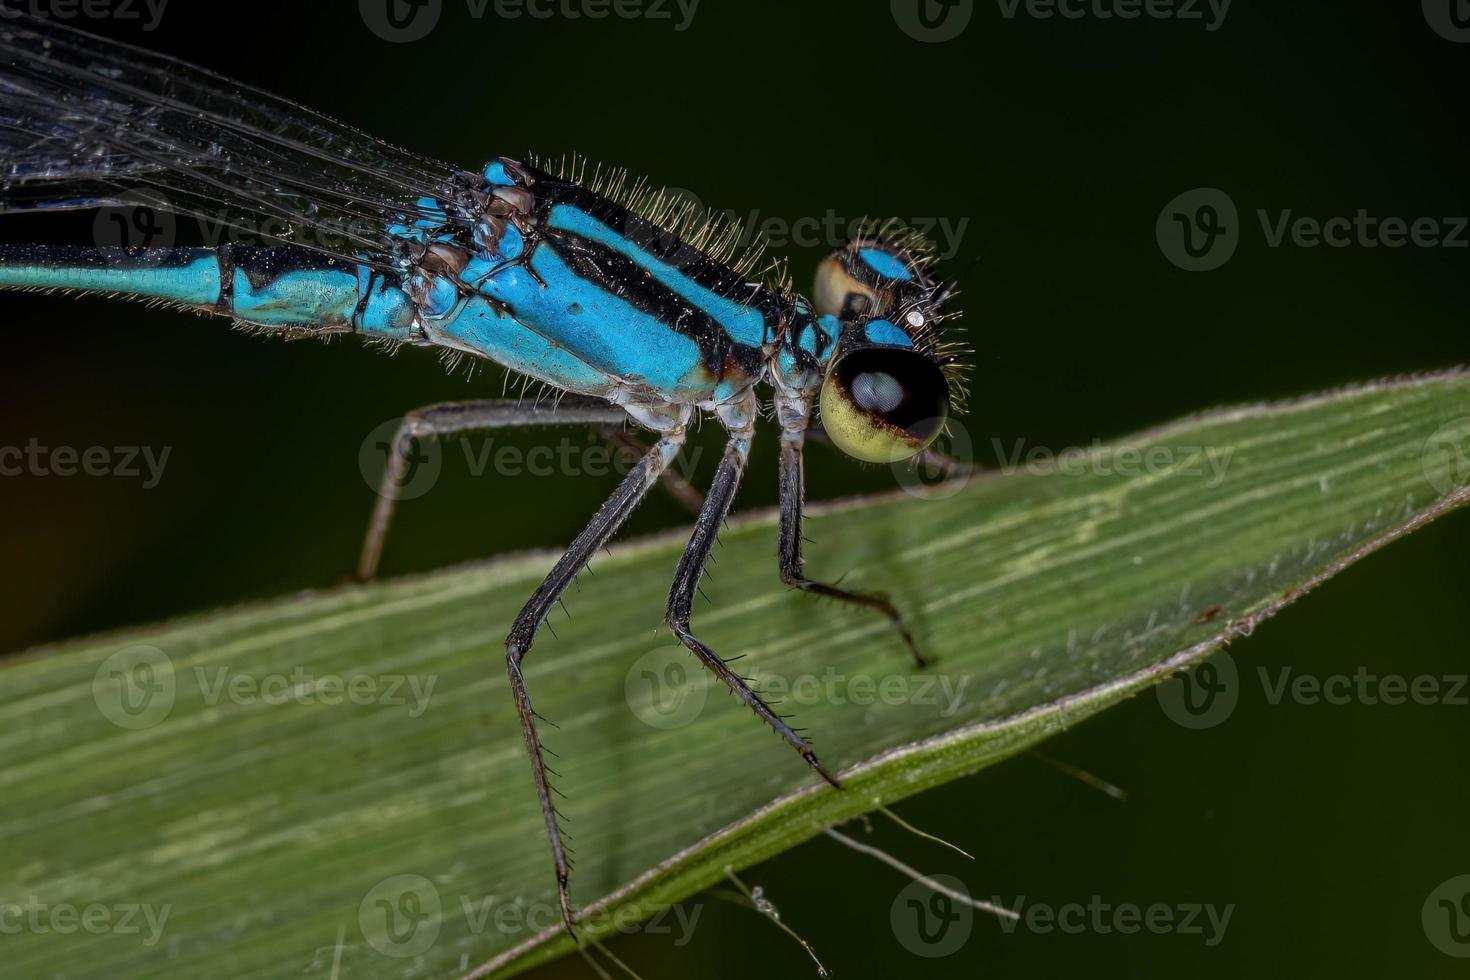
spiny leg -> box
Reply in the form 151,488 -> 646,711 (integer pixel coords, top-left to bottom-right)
357,397 -> 694,581
665,425 -> 843,790
505,422 -> 689,938
779,432 -> 929,668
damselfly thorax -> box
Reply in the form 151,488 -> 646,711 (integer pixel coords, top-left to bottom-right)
0,11 -> 969,939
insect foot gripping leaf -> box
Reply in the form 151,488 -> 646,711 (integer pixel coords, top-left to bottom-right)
1,371 -> 1468,979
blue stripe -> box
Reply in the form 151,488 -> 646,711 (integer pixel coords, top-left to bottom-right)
546,204 -> 768,349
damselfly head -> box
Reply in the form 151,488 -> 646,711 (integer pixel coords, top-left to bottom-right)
812,230 -> 960,463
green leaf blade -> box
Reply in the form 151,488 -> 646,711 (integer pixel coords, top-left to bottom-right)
2,371 -> 1467,978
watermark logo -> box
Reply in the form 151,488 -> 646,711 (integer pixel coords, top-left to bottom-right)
93,645 -> 175,730
360,0 -> 443,41
1157,187 -> 1239,271
1160,655 -> 1469,729
1423,0 -> 1470,42
892,421 -> 974,501
360,874 -> 442,958
625,645 -> 708,729
894,425 -> 1237,500
88,188 -> 380,259
358,421 -> 693,499
93,189 -> 176,262
1160,189 -> 1469,270
1421,419 -> 1470,498
624,651 -> 970,729
891,875 -> 973,956
622,186 -> 707,271
891,0 -> 974,42
617,195 -> 970,266
1156,651 -> 1238,729
353,877 -> 703,959
359,418 -> 444,502
1424,875 -> 1470,957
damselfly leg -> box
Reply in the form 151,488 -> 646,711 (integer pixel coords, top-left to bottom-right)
504,417 -> 689,937
780,431 -> 930,668
664,428 -> 842,792
357,398 -> 703,580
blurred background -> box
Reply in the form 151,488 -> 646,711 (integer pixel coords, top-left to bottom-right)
1,0 -> 1467,975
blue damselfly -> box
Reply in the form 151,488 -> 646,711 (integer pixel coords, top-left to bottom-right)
0,11 -> 967,935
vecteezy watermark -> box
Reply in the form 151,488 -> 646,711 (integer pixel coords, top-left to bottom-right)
624,645 -> 709,730
0,897 -> 171,946
93,190 -> 176,257
1158,649 -> 1470,729
1256,209 -> 1469,250
1159,187 -> 1470,271
891,421 -> 974,501
619,186 -> 970,268
1423,875 -> 1470,958
993,895 -> 1234,946
195,666 -> 437,718
994,0 -> 1230,31
0,439 -> 171,488
1257,666 -> 1469,709
742,210 -> 968,262
359,0 -> 698,42
359,875 -> 442,958
894,0 -> 1228,40
1423,0 -> 1470,43
90,190 -> 379,263
891,0 -> 975,42
0,0 -> 169,30
358,418 -> 703,501
1156,187 -> 1239,272
357,874 -> 701,958
891,424 -> 1235,503
624,647 -> 971,730
1156,651 -> 1239,729
1422,419 -> 1470,498
91,645 -> 438,729
990,436 -> 1234,488
891,875 -> 974,957
93,645 -> 176,730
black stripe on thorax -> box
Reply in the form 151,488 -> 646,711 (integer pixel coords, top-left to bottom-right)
538,222 -> 767,380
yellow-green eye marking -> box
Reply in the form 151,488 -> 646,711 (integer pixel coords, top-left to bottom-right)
820,346 -> 950,463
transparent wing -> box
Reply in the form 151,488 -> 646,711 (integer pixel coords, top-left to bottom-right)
0,11 -> 481,271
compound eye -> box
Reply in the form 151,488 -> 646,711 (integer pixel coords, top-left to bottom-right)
819,346 -> 950,463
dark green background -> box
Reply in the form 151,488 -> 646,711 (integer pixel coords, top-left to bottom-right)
2,1 -> 1466,976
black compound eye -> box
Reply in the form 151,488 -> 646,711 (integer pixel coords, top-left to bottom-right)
820,346 -> 950,463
